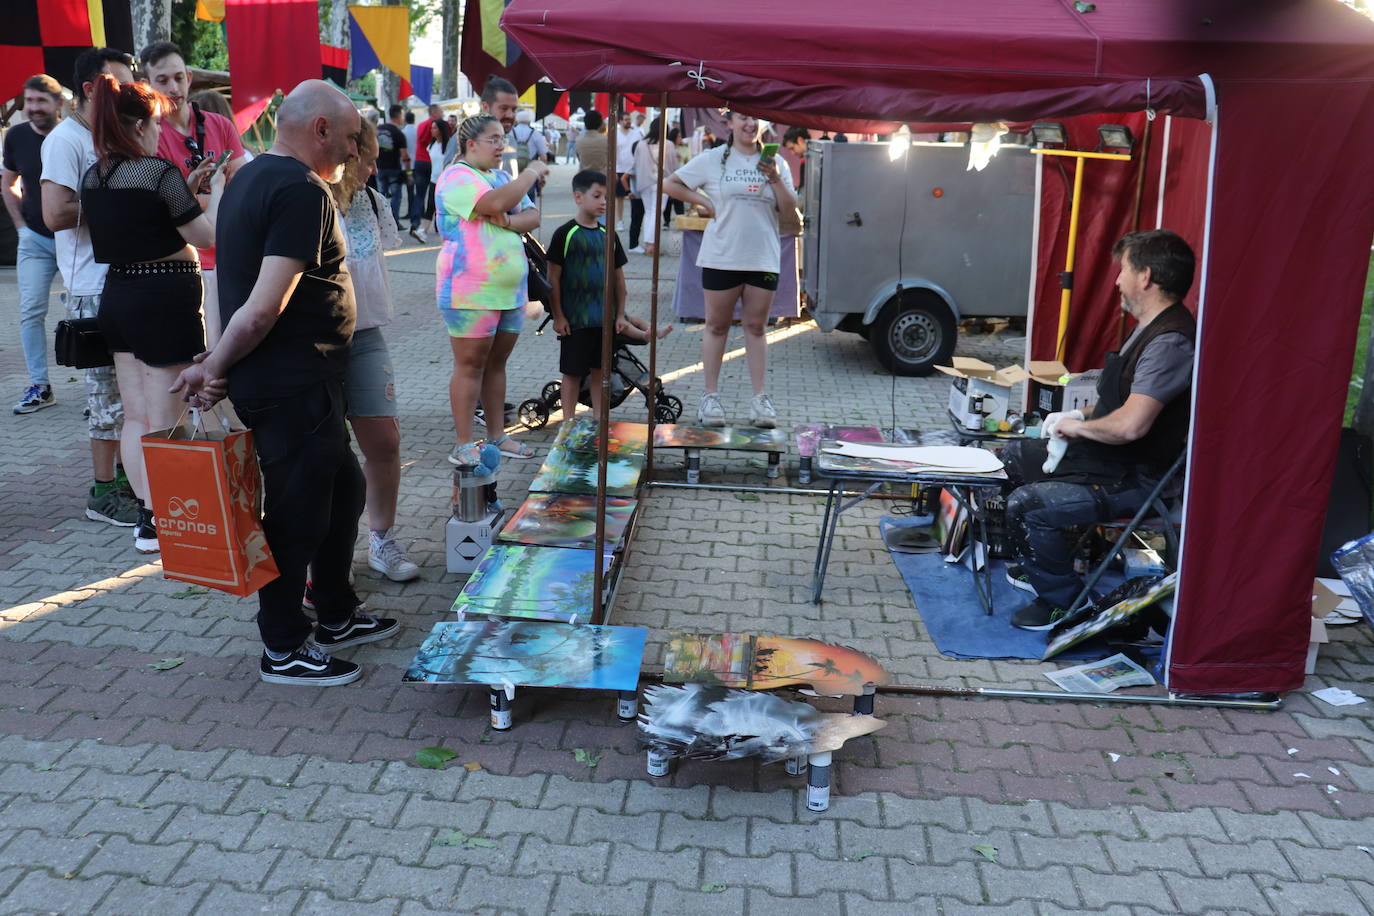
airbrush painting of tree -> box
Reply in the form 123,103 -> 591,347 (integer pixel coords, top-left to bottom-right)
404,619 -> 647,690
554,417 -> 650,455
654,425 -> 788,450
499,493 -> 637,549
529,448 -> 644,496
453,545 -> 607,622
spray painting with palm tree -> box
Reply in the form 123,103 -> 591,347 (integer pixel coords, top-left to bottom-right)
498,493 -> 637,550
453,544 -> 610,623
404,619 -> 647,690
663,633 -> 890,696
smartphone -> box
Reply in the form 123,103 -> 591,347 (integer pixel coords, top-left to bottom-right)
211,149 -> 234,170
759,142 -> 779,163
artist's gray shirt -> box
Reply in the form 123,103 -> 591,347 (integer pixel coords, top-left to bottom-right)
1121,328 -> 1194,404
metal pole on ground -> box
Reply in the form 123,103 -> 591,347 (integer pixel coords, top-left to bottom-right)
593,93 -> 620,626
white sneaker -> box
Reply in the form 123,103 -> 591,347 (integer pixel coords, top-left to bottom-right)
615,220 -> 625,231
749,393 -> 778,428
697,392 -> 726,427
628,245 -> 646,254
368,532 -> 420,582
409,227 -> 428,244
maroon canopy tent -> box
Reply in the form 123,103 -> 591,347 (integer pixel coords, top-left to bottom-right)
503,0 -> 1374,695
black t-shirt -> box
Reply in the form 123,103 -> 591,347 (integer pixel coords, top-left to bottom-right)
2,122 -> 53,237
546,219 -> 627,329
80,156 -> 202,263
215,154 -> 355,398
376,123 -> 406,171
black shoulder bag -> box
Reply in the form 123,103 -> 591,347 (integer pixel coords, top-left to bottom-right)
54,193 -> 113,369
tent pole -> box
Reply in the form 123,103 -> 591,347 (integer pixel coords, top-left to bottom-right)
1055,156 -> 1085,363
1119,116 -> 1155,346
646,93 -> 669,477
593,94 -> 620,626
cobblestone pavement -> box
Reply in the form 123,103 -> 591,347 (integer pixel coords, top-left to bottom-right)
0,162 -> 1371,914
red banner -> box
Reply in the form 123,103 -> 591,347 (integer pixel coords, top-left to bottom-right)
225,0 -> 320,133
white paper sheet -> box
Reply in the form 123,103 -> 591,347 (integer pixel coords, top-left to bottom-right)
822,442 -> 1004,473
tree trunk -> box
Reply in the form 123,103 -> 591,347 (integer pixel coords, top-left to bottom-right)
130,0 -> 172,55
320,0 -> 350,48
1354,321 -> 1374,439
442,0 -> 462,99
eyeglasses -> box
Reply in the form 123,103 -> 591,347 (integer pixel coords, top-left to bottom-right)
475,136 -> 505,146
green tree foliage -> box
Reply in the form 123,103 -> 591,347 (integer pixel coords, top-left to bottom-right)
169,0 -> 228,70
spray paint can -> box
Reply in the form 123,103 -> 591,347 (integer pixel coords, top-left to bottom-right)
785,756 -> 807,777
852,691 -> 876,716
489,687 -> 512,731
646,749 -> 670,777
806,751 -> 833,812
616,690 -> 638,721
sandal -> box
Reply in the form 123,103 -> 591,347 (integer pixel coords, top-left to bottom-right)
492,435 -> 536,459
448,440 -> 494,473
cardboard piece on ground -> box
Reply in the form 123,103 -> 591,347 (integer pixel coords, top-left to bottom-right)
1308,578 -> 1339,674
937,357 -> 1029,428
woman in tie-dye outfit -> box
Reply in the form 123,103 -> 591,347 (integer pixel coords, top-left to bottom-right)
434,114 -> 549,467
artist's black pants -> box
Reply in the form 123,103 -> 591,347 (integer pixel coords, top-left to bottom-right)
1002,439 -> 1159,609
235,378 -> 365,653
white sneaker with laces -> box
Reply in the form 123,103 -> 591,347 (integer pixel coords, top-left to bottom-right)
697,392 -> 726,427
749,393 -> 778,428
369,531 -> 420,582
410,226 -> 428,244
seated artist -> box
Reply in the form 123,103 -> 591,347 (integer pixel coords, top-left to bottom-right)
1001,229 -> 1196,631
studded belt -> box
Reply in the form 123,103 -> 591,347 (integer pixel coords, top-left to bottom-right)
110,260 -> 200,275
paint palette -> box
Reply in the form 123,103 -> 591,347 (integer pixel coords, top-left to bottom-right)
528,448 -> 645,497
662,632 -> 890,696
404,619 -> 647,690
553,416 -> 650,456
453,544 -> 610,623
498,493 -> 638,551
653,425 -> 789,451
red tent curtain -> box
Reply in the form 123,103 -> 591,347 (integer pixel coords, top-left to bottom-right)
225,0 -> 320,133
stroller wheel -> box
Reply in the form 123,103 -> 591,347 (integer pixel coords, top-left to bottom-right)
518,398 -> 550,430
540,381 -> 562,405
656,394 -> 684,423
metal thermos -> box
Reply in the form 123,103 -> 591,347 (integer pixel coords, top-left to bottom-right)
453,467 -> 487,522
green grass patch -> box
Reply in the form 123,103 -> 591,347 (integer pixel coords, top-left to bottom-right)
1344,249 -> 1374,425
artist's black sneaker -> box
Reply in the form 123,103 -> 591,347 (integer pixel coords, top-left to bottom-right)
1010,598 -> 1068,632
313,612 -> 400,651
1005,564 -> 1037,595
260,641 -> 361,686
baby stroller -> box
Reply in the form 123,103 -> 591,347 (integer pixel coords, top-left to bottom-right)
518,326 -> 683,429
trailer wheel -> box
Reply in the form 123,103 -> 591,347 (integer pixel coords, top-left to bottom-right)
870,291 -> 957,376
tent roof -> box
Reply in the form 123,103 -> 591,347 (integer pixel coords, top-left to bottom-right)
503,1 -> 1374,124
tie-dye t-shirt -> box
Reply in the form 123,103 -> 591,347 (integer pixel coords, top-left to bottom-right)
434,162 -> 529,310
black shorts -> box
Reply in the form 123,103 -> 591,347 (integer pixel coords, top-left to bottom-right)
615,172 -> 631,197
559,327 -> 606,377
701,267 -> 780,292
99,262 -> 205,367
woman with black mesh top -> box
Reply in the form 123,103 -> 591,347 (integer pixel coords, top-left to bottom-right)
81,74 -> 223,554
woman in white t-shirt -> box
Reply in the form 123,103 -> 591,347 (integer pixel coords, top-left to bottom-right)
665,109 -> 796,428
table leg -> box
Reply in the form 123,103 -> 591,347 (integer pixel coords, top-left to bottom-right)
811,480 -> 841,603
949,485 -> 994,616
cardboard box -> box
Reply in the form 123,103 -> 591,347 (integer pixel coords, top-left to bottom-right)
1026,361 -> 1101,416
1307,579 -> 1339,674
937,358 -> 1028,430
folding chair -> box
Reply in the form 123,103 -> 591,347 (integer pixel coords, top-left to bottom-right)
1065,452 -> 1187,616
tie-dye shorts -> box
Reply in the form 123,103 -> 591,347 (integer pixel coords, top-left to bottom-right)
439,305 -> 526,339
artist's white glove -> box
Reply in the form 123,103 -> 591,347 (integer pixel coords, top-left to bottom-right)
1043,435 -> 1069,474
1041,409 -> 1085,440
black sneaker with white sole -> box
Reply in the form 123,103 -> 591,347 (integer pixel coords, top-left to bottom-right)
1005,563 -> 1037,594
260,641 -> 361,686
313,612 -> 400,651
1009,598 -> 1069,632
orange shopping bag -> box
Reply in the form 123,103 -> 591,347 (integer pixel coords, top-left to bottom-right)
141,408 -> 279,596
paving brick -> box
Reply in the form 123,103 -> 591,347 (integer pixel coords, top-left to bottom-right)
1275,839 -> 1374,881
132,745 -> 228,780
648,879 -> 747,915
604,844 -> 702,889
887,859 -> 982,904
456,865 -> 555,915
155,805 -> 258,849
296,889 -> 401,915
1263,878 -> 1371,916
0,795 -> 92,834
81,834 -> 193,883
312,784 -> 408,826
659,813 -> 748,856
0,761 -> 81,799
1216,809 -> 1320,846
793,851 -> 889,898
171,843 -> 281,889
701,848 -> 793,895
336,819 -> 432,865
1072,866 -> 1175,910
2,871 -> 118,914
570,808 -> 660,851
353,857 -> 468,908
981,862 -> 1080,906
1012,832 -> 1112,873
627,779 -> 710,817
239,811 -> 344,854
95,875 -> 207,914
551,873 -> 649,914
513,836 -> 610,882
72,799 -> 176,843
0,828 -> 104,873
1102,835 -> 1202,876
1160,872 -> 1269,913
261,849 -> 371,896
195,883 -> 302,914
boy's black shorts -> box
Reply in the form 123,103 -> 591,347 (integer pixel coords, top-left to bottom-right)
560,327 -> 605,377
